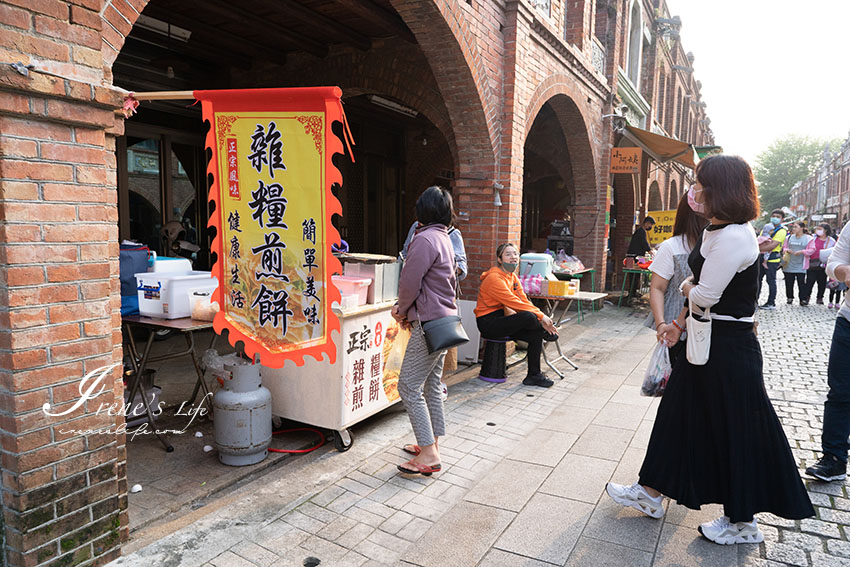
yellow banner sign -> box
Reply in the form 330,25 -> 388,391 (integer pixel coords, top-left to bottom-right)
611,147 -> 642,173
197,87 -> 350,367
647,209 -> 677,245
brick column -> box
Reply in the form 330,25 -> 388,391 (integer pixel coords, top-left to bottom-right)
453,176 -> 500,300
0,25 -> 127,567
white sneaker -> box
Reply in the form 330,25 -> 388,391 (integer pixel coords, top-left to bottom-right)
441,383 -> 448,402
698,516 -> 764,545
605,482 -> 665,518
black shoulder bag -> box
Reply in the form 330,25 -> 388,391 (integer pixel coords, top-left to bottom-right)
415,235 -> 469,355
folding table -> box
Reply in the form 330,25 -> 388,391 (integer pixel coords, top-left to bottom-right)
122,315 -> 216,451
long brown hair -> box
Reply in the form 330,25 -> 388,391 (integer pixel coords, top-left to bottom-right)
696,155 -> 760,223
673,191 -> 705,248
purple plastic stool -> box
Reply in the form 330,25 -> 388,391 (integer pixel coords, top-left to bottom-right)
478,338 -> 508,383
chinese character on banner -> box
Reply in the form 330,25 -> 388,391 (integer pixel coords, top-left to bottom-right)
198,87 -> 354,367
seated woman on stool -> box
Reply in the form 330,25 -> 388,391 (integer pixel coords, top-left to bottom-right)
474,243 -> 560,388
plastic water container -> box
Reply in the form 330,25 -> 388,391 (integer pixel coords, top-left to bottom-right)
520,253 -> 555,280
332,275 -> 371,306
136,271 -> 217,319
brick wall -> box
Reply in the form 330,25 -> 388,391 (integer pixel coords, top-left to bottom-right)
0,1 -> 128,565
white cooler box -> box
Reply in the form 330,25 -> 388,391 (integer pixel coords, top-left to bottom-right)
135,271 -> 218,319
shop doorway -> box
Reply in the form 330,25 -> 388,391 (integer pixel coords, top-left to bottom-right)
521,102 -> 576,252
117,120 -> 210,269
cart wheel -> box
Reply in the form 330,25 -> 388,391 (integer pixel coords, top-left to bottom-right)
332,429 -> 353,452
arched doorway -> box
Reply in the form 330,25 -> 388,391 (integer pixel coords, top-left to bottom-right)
520,92 -> 600,282
521,102 -> 575,252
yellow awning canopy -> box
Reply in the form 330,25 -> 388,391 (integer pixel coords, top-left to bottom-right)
622,125 -> 696,170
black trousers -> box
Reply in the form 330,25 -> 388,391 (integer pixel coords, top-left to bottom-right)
785,273 -> 806,301
477,310 -> 544,376
805,268 -> 827,302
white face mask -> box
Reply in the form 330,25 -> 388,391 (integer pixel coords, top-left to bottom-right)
815,228 -> 825,237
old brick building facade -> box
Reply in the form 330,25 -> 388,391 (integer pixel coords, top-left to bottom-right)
790,139 -> 850,227
608,0 -> 713,287
0,0 -> 711,564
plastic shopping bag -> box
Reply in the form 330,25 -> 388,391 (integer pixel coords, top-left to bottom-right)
380,322 -> 410,403
640,341 -> 672,397
519,274 -> 544,295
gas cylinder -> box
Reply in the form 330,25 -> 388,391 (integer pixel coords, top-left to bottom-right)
213,362 -> 272,466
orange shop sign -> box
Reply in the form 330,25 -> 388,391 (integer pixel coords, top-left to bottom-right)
611,147 -> 642,173
196,87 -> 353,368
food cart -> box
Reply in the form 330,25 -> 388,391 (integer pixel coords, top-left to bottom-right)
260,253 -> 406,451
261,299 -> 408,451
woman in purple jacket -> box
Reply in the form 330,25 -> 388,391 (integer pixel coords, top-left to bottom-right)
391,186 -> 458,475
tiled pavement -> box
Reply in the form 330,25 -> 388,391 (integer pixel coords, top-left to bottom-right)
110,278 -> 850,567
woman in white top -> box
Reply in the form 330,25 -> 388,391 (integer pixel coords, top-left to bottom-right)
606,155 -> 813,545
646,192 -> 705,367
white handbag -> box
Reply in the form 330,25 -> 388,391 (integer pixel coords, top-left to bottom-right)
686,301 -> 711,365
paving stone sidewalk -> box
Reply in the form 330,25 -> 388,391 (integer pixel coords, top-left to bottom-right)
109,284 -> 849,567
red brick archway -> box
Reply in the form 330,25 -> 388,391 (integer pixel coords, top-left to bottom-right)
521,81 -> 606,287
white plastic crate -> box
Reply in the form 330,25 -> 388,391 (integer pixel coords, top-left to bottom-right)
135,271 -> 217,319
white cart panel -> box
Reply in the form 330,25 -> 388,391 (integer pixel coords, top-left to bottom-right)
260,301 -> 409,430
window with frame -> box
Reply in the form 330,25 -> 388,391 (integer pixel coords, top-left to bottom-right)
627,1 -> 642,86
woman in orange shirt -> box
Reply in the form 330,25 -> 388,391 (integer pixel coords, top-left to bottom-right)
474,243 -> 559,387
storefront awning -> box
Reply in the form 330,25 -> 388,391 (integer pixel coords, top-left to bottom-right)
695,145 -> 723,159
622,125 -> 696,170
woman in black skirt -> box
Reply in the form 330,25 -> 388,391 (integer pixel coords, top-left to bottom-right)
606,155 -> 814,544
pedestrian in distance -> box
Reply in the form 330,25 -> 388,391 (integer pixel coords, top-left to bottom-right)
606,155 -> 814,545
401,216 -> 468,403
803,223 -> 836,305
758,209 -> 787,310
805,219 -> 850,481
783,221 -> 813,305
392,186 -> 458,476
646,192 -> 705,368
474,243 -> 559,388
626,216 -> 656,302
828,278 -> 846,309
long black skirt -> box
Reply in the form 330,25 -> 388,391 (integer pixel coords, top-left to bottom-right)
638,320 -> 814,523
